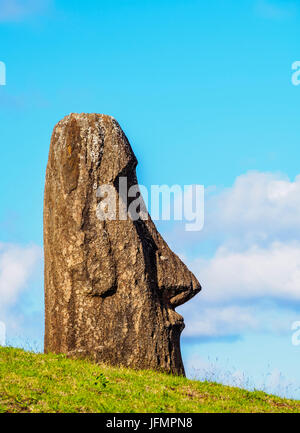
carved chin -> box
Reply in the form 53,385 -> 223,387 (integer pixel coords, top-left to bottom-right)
164,308 -> 185,332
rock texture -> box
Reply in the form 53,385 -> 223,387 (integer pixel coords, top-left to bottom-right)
44,113 -> 201,375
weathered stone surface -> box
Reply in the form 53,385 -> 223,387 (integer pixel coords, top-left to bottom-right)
44,113 -> 201,375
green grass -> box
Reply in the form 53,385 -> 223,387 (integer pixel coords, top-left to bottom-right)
0,347 -> 300,413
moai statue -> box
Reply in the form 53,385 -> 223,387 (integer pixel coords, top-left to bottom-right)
44,113 -> 201,375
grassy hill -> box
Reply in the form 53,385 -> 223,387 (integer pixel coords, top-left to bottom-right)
0,346 -> 300,413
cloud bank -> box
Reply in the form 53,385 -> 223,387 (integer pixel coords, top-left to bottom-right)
193,242 -> 300,303
0,243 -> 42,341
177,171 -> 300,339
205,171 -> 300,246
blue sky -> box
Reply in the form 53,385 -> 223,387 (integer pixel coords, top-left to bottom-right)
0,0 -> 300,398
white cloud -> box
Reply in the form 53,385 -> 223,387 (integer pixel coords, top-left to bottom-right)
0,0 -> 51,21
0,243 -> 42,317
205,171 -> 300,246
166,171 -> 300,250
181,292 -> 298,339
191,241 -> 300,303
182,305 -> 259,338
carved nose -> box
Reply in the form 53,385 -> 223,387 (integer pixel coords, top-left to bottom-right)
156,249 -> 201,308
